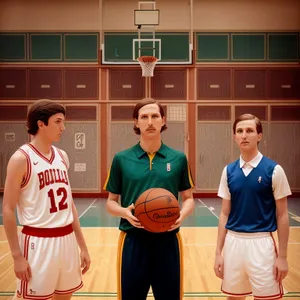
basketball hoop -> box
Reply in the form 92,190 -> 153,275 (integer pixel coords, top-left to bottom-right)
137,56 -> 158,77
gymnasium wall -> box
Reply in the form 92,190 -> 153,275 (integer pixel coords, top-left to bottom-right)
1,0 -> 299,31
192,0 -> 300,30
0,0 -> 100,31
0,0 -> 300,195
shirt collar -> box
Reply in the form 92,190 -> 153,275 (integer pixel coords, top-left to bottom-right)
135,142 -> 167,159
240,152 -> 263,168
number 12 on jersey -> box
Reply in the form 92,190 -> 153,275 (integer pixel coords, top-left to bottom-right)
48,187 -> 68,213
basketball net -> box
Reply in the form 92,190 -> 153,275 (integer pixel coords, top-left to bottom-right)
137,56 -> 158,77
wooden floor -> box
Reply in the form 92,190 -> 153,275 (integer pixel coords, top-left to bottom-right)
0,226 -> 300,300
1,198 -> 300,299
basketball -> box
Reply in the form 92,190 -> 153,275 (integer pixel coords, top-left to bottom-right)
134,188 -> 180,233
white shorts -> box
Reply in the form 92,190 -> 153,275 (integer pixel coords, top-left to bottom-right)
16,225 -> 83,300
222,230 -> 284,300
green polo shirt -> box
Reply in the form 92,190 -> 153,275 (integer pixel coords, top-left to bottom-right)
104,142 -> 194,231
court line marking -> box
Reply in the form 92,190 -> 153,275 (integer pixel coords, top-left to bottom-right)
199,199 -> 300,222
78,226 -> 300,229
79,199 -> 98,219
0,291 -> 300,297
86,241 -> 300,247
197,198 -> 219,219
2,224 -> 296,229
0,240 -> 7,244
289,211 -> 299,217
0,251 -> 10,261
0,292 -> 228,297
289,211 -> 300,223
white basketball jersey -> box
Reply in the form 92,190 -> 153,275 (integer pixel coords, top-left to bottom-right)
17,144 -> 74,228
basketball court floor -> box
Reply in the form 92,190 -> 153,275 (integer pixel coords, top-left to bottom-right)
0,197 -> 300,299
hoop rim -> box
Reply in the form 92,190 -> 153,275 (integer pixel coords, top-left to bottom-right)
137,55 -> 159,62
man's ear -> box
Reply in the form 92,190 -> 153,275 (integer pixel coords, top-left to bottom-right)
37,120 -> 44,129
257,132 -> 262,142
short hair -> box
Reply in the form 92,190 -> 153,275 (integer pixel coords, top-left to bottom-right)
27,99 -> 65,135
133,98 -> 167,135
233,113 -> 262,134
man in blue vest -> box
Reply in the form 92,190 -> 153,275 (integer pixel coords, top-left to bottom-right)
214,113 -> 291,300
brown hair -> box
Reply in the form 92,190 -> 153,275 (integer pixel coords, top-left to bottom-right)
233,113 -> 262,134
27,99 -> 65,135
133,98 -> 167,135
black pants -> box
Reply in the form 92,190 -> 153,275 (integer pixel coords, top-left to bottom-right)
117,229 -> 183,300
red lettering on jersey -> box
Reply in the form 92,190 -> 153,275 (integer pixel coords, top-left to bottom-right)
44,170 -> 50,186
62,171 -> 68,184
38,169 -> 69,190
56,169 -> 63,183
52,168 -> 58,182
38,172 -> 45,189
49,169 -> 55,184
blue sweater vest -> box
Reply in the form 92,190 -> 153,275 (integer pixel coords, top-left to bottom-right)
226,156 -> 277,232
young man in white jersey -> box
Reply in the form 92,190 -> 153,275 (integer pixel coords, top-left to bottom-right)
214,113 -> 291,300
3,99 -> 91,300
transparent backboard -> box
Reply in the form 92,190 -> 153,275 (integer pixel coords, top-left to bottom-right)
133,38 -> 161,60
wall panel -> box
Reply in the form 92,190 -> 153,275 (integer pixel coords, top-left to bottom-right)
109,69 -> 145,100
0,69 -> 27,99
152,69 -> 186,100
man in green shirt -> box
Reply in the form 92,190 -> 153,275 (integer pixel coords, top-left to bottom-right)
104,98 -> 195,300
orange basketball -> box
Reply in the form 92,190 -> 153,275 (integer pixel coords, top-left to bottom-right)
134,188 -> 180,233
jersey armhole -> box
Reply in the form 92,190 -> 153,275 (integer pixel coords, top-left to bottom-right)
18,149 -> 31,188
57,148 -> 69,169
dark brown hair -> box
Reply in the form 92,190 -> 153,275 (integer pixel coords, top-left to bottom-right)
27,99 -> 65,135
133,98 -> 167,135
233,113 -> 262,134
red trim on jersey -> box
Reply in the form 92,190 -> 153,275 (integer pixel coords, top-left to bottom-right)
22,224 -> 73,238
18,149 -> 32,188
254,294 -> 283,300
221,288 -> 252,297
24,235 -> 30,259
55,281 -> 83,294
17,235 -> 31,298
17,278 -> 27,298
20,282 -> 82,300
23,280 -> 54,300
27,144 -> 55,165
57,148 -> 69,169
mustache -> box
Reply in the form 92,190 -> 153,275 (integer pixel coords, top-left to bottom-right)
146,126 -> 155,131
